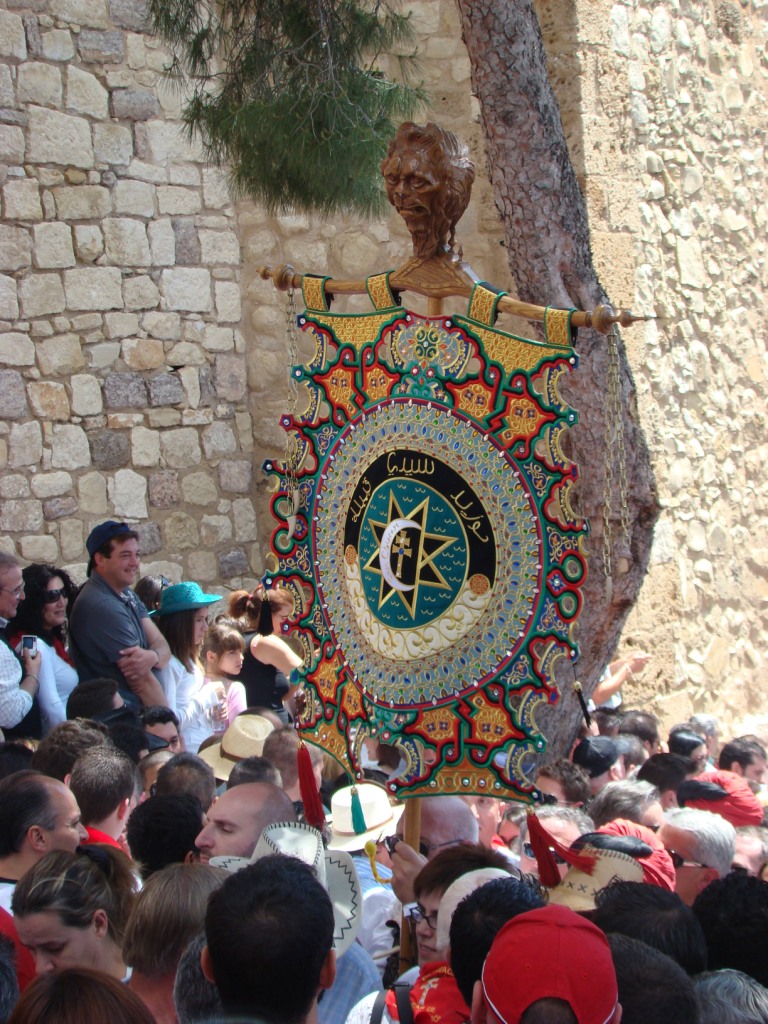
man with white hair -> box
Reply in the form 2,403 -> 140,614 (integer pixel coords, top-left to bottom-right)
659,806 -> 735,906
517,806 -> 594,880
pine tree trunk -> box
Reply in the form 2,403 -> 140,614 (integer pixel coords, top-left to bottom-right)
456,0 -> 660,755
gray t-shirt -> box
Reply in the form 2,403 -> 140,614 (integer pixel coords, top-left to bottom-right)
69,573 -> 150,708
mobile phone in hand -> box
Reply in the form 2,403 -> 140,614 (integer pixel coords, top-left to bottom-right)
21,635 -> 38,656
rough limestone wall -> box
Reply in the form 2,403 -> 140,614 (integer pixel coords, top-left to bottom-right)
0,0 -> 509,591
1,0 -> 766,732
533,0 -> 766,731
0,0 -> 257,586
594,0 -> 767,729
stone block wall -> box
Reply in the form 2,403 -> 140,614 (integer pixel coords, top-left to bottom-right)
596,0 -> 767,725
0,0 -> 765,731
531,0 -> 766,728
0,0 -> 259,585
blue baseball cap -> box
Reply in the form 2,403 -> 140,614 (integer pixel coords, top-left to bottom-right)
86,520 -> 136,557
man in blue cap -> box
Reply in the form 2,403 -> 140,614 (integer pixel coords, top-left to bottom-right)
69,521 -> 169,709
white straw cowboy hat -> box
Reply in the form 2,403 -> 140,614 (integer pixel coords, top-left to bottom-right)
210,821 -> 362,955
328,782 -> 404,852
198,714 -> 274,781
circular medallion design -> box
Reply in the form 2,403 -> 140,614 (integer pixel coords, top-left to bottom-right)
313,399 -> 542,706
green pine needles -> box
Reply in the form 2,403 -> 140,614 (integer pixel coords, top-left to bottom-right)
148,0 -> 426,215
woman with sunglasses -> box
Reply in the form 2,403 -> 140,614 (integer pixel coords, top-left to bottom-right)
9,564 -> 79,733
133,575 -> 169,613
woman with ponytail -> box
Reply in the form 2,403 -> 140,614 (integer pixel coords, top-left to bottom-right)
12,845 -> 138,980
227,584 -> 303,724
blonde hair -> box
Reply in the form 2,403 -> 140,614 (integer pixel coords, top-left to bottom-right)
12,846 -> 138,945
122,863 -> 228,975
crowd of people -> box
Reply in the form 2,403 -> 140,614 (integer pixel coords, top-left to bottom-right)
1,523 -> 768,1024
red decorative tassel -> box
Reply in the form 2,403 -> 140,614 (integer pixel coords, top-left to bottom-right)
297,740 -> 325,831
526,810 -> 562,887
526,810 -> 598,888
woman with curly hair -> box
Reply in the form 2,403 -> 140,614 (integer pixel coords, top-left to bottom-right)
12,844 -> 138,980
9,564 -> 79,733
227,584 -> 303,724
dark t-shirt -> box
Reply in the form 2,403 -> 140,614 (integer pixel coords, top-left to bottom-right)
69,574 -> 149,708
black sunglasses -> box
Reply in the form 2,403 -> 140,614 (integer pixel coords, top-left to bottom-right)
43,587 -> 67,603
667,849 -> 710,870
384,834 -> 459,859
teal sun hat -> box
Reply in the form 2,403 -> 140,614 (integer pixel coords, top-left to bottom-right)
149,581 -> 221,617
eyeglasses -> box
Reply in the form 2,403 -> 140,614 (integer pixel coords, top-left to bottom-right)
384,835 -> 461,859
407,903 -> 438,929
0,584 -> 24,597
43,587 -> 67,603
522,841 -> 567,866
667,849 -> 710,870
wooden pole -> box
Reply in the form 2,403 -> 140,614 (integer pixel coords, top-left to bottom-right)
399,799 -> 422,975
257,262 -> 649,335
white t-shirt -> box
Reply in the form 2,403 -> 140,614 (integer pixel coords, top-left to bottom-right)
158,656 -> 220,753
34,640 -> 78,734
0,880 -> 15,916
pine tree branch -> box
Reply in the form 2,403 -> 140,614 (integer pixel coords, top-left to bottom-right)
148,0 -> 426,213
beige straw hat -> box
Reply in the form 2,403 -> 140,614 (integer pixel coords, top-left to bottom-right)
198,714 -> 274,781
546,844 -> 644,913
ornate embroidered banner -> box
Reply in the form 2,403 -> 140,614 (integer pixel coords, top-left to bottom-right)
264,274 -> 587,800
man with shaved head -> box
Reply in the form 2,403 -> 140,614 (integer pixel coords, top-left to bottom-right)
195,781 -> 297,863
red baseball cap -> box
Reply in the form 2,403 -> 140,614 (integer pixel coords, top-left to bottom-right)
481,905 -> 618,1024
